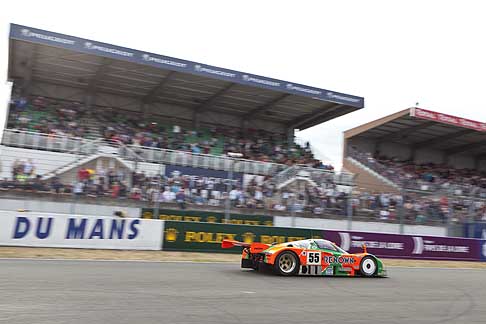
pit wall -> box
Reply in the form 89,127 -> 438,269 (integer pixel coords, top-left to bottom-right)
0,211 -> 484,261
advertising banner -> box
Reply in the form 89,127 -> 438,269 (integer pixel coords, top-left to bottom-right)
162,221 -> 323,253
412,108 -> 486,132
322,230 -> 482,261
165,165 -> 243,184
0,211 -> 163,250
9,24 -> 364,107
142,208 -> 273,226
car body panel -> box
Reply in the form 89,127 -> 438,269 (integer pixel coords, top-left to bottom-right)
223,238 -> 387,277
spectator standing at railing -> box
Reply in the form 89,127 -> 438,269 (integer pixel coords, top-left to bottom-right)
176,189 -> 186,209
73,181 -> 84,197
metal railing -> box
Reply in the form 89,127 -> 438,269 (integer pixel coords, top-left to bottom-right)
1,129 -> 98,155
1,129 -> 356,184
3,129 -> 356,180
122,144 -> 286,175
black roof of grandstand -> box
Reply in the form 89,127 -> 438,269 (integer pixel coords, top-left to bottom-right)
344,108 -> 486,157
7,24 -> 364,131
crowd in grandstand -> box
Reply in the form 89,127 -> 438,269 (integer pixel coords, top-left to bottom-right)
2,158 -> 486,224
6,95 -> 486,225
349,147 -> 486,198
7,95 -> 333,169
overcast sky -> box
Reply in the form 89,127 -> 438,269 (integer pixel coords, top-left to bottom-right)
1,0 -> 486,169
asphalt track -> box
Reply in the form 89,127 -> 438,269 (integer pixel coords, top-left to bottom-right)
0,260 -> 485,324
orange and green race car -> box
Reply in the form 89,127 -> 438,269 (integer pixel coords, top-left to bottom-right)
222,238 -> 387,277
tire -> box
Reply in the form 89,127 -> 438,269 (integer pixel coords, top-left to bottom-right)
274,251 -> 300,276
359,256 -> 378,277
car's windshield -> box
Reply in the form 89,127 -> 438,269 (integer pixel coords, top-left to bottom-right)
314,239 -> 349,253
331,243 -> 349,254
287,240 -> 312,249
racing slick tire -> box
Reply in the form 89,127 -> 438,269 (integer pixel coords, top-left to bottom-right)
359,256 -> 378,277
274,251 -> 300,276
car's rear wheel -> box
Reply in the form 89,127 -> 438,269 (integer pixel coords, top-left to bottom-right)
274,251 -> 300,276
359,256 -> 377,277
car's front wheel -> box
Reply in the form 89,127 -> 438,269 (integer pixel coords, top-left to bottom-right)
359,256 -> 378,277
274,251 -> 300,276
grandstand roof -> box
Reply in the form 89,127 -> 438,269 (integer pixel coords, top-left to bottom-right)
7,24 -> 364,131
344,107 -> 486,157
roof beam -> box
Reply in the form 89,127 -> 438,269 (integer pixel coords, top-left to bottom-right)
445,137 -> 486,155
288,104 -> 345,129
142,71 -> 176,104
193,83 -> 235,113
244,93 -> 291,119
376,121 -> 436,142
413,129 -> 476,149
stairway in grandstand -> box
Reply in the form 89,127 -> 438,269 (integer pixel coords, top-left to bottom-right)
343,156 -> 401,192
267,165 -> 355,189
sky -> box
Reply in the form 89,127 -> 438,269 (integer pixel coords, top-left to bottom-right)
1,0 -> 486,169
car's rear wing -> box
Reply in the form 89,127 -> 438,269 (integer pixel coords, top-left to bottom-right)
221,239 -> 270,253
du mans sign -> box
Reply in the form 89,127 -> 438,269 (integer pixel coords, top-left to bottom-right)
0,211 -> 163,250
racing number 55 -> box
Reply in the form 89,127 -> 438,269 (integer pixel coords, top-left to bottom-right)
307,252 -> 321,265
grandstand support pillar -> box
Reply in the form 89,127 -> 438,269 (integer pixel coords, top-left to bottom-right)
241,119 -> 250,135
85,93 -> 94,110
287,128 -> 295,150
193,111 -> 201,129
141,103 -> 150,119
410,147 -> 417,162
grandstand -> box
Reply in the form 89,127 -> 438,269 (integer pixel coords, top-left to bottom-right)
343,107 -> 486,224
1,24 -> 364,218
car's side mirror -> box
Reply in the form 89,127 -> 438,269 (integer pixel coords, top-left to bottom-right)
362,243 -> 367,254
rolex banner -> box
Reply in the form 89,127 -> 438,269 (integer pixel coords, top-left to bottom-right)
141,208 -> 273,226
162,221 -> 322,253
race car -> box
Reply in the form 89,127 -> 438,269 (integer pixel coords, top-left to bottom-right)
222,238 -> 386,277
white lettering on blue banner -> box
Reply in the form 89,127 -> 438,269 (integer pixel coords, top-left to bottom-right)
0,211 -> 163,250
286,83 -> 322,95
194,65 -> 236,78
242,75 -> 280,87
84,42 -> 134,57
20,28 -> 75,45
142,54 -> 187,68
326,92 -> 361,103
